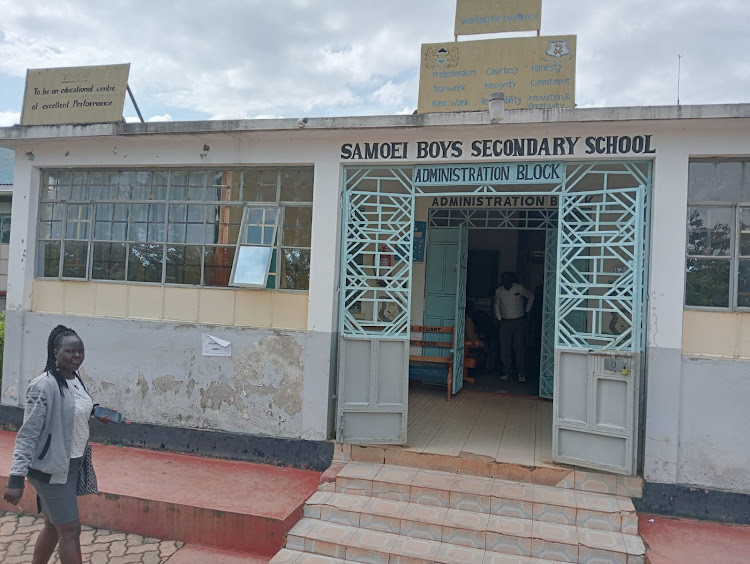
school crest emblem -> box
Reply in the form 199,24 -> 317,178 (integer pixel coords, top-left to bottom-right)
424,46 -> 459,69
545,40 -> 571,58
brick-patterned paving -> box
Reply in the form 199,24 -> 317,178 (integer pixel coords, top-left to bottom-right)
0,511 -> 182,563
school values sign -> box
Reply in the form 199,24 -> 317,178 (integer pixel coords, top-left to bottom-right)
418,36 -> 576,114
21,64 -> 130,126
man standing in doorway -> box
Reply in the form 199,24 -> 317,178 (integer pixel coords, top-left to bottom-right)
494,272 -> 534,383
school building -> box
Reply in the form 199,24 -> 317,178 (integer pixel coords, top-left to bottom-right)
0,103 -> 749,519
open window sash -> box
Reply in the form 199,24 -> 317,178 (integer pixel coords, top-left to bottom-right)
230,205 -> 280,287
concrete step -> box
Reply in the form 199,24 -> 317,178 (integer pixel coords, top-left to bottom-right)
331,464 -> 639,535
0,430 -> 321,556
343,446 -> 644,499
285,516 -> 645,564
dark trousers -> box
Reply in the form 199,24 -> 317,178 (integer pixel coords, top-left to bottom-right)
499,317 -> 526,378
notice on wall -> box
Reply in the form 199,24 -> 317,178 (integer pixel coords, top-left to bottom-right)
455,0 -> 542,35
20,63 -> 130,126
418,36 -> 576,114
413,221 -> 427,262
202,334 -> 232,357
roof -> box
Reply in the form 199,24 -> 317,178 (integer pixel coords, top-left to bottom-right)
0,148 -> 13,185
0,104 -> 748,145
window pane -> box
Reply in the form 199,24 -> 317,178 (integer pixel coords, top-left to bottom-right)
118,171 -> 135,200
685,258 -> 730,308
689,161 -> 743,202
57,172 -> 72,200
233,246 -> 271,286
740,208 -> 750,256
71,172 -> 88,200
280,168 -> 314,202
65,204 -> 91,240
210,171 -> 240,201
687,207 -> 731,256
62,241 -> 88,278
92,242 -> 126,280
166,245 -> 202,285
205,204 -> 242,245
281,248 -> 310,290
0,216 -> 10,243
37,241 -> 61,277
739,260 -> 750,308
153,172 -> 169,200
132,171 -> 153,200
242,169 -> 278,202
127,243 -> 163,283
203,246 -> 235,287
282,206 -> 312,247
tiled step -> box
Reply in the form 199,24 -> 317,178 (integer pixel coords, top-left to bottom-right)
272,546 -> 569,564
300,491 -> 644,563
332,464 -> 639,535
283,517 -> 645,564
343,445 -> 644,499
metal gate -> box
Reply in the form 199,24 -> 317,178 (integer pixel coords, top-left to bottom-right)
337,168 -> 414,444
553,162 -> 651,475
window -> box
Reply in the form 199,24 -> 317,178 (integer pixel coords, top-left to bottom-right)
0,214 -> 11,244
685,159 -> 750,309
37,168 -> 314,290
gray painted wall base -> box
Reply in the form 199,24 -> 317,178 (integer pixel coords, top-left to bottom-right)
635,481 -> 750,525
0,406 -> 333,472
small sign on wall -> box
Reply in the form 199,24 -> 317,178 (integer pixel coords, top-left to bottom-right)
413,221 -> 427,262
202,334 -> 232,357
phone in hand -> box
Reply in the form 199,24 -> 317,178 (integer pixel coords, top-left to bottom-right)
93,405 -> 124,424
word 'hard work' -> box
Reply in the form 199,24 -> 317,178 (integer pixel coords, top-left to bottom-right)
340,135 -> 656,160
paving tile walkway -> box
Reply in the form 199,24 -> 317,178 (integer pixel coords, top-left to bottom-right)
0,510 -> 182,563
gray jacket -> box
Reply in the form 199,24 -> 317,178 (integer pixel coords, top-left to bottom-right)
8,372 -> 82,488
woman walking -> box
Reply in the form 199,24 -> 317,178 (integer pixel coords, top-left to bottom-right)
3,325 -> 110,564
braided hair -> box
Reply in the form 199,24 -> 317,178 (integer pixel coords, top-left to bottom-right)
45,325 -> 80,396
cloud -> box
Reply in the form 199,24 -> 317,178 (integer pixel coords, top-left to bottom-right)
0,112 -> 19,127
0,0 -> 748,122
147,113 -> 172,122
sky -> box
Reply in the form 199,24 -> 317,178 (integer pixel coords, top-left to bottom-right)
0,0 -> 748,126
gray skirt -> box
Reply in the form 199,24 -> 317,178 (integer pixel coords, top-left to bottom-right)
27,457 -> 82,525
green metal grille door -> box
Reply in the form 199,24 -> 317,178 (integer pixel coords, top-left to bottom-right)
423,225 -> 467,396
337,168 -> 414,444
538,228 -> 558,399
553,163 -> 650,475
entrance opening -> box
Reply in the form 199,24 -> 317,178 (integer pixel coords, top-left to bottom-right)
404,207 -> 558,466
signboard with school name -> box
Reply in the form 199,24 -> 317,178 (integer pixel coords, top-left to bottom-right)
418,35 -> 576,114
455,0 -> 542,35
21,63 -> 130,126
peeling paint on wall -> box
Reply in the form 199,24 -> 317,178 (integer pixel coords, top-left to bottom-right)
9,313 -> 321,441
152,375 -> 183,394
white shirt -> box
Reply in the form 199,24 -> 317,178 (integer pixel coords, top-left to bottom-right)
68,377 -> 93,458
494,283 -> 534,320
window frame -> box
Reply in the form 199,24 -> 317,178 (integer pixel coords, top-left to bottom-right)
685,158 -> 750,311
36,168 -> 314,292
229,204 -> 280,288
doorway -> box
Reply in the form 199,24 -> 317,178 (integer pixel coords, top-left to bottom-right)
336,161 -> 652,476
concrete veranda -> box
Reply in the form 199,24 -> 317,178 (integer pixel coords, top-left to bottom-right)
640,514 -> 750,564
